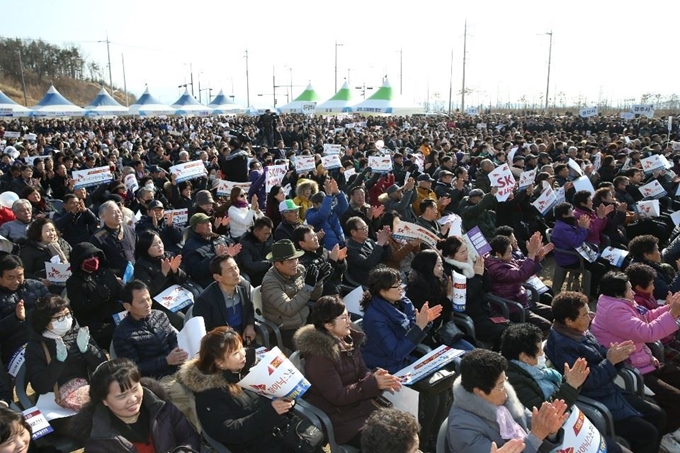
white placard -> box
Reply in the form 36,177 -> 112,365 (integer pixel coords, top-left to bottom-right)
343,286 -> 364,316
508,147 -> 518,164
264,164 -> 288,193
452,271 -> 466,312
323,144 -> 342,155
448,215 -> 462,238
153,284 -> 194,313
552,407 -> 606,453
72,166 -> 113,189
639,180 -> 667,199
321,154 -> 341,170
636,199 -> 660,218
579,106 -> 598,118
170,160 -> 207,183
215,180 -> 251,197
23,156 -> 42,166
641,154 -> 671,174
532,186 -> 558,216
488,163 -> 514,202
671,211 -> 680,227
600,246 -> 629,268
555,186 -> 566,204
177,316 -> 206,359
25,133 -> 37,141
343,168 -> 356,180
294,155 -> 316,173
237,347 -> 311,400
393,345 -> 464,385
45,262 -> 71,284
382,385 -> 420,421
632,104 -> 655,118
476,123 -> 487,129
112,310 -> 128,325
124,174 -> 138,193
164,208 -> 188,226
668,116 -> 673,131
568,158 -> 584,177
572,176 -> 595,195
3,131 -> 20,139
368,155 -> 393,173
22,408 -> 54,440
392,219 -> 441,249
413,154 -> 424,172
518,169 -> 537,189
36,393 -> 77,421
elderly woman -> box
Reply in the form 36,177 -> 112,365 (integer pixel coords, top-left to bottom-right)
177,326 -> 294,453
21,185 -> 56,219
545,291 -> 667,453
590,271 -> 680,441
629,234 -> 680,300
72,358 -> 200,452
294,296 -> 401,448
447,349 -> 568,453
19,218 -> 71,292
572,190 -> 612,247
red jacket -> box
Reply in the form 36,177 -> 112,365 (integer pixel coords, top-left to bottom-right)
0,207 -> 15,227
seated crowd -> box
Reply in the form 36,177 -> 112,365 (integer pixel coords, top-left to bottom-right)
1,112 -> 680,453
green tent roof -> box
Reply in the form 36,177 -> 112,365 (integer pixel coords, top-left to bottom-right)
366,79 -> 393,101
293,83 -> 320,102
328,82 -> 353,101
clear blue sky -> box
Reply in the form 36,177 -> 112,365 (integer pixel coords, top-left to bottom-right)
1,0 -> 677,109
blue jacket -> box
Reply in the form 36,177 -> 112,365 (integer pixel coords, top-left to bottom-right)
544,327 -> 639,421
550,219 -> 588,267
360,294 -> 430,374
305,193 -> 349,250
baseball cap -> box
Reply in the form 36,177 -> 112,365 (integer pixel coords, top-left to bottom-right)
279,199 -> 300,212
469,189 -> 484,198
190,213 -> 211,230
417,174 -> 434,183
147,200 -> 164,210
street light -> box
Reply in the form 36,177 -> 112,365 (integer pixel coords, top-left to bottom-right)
334,41 -> 344,92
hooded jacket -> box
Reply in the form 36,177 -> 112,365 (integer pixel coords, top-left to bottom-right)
71,378 -> 200,453
66,242 -> 123,347
447,377 -> 561,453
590,294 -> 678,375
294,325 -> 381,445
176,351 -> 286,453
293,178 -> 318,221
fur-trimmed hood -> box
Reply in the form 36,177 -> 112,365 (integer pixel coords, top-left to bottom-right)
293,324 -> 365,362
452,376 -> 527,426
177,357 -> 235,394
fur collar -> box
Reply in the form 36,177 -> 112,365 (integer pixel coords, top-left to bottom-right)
452,377 -> 527,426
293,324 -> 364,362
176,358 -> 232,394
444,256 -> 475,279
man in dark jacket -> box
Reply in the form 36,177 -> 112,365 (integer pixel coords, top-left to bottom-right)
460,188 -> 498,241
113,280 -> 186,379
90,200 -> 136,278
218,138 -> 249,182
182,213 -> 241,289
237,217 -> 273,287
273,199 -> 302,242
0,255 -> 50,368
293,225 -> 346,296
346,217 -> 392,287
54,194 -> 99,247
193,255 -> 256,339
135,200 -> 184,254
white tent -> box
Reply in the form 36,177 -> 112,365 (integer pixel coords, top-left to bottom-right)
208,90 -> 245,115
30,85 -> 84,117
315,82 -> 354,115
172,89 -> 211,116
0,90 -> 31,118
278,83 -> 321,114
245,104 -> 275,116
128,88 -> 175,117
84,87 -> 129,117
351,79 -> 424,116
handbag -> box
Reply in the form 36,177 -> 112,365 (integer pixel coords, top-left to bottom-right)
42,342 -> 90,411
273,414 -> 325,453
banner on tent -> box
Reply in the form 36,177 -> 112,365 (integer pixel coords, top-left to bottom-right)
170,160 -> 206,183
215,180 -> 251,197
0,109 -> 12,117
301,103 -> 316,114
368,155 -> 393,173
265,165 -> 288,193
73,166 -> 113,189
579,107 -> 598,118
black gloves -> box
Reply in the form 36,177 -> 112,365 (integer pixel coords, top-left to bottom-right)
305,264 -> 320,287
317,262 -> 333,283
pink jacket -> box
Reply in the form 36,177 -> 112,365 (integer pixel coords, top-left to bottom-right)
590,294 -> 678,375
634,289 -> 675,345
573,207 -> 607,245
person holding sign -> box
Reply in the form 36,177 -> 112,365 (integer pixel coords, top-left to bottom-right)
305,179 -> 348,250
546,292 -> 666,453
71,358 -> 200,452
294,296 -> 401,448
177,326 -> 293,453
447,349 -> 568,453
460,187 -> 498,241
19,218 -> 71,293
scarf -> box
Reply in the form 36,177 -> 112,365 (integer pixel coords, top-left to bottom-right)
552,321 -> 586,342
234,200 -> 249,208
511,359 -> 561,399
444,256 -> 475,279
44,241 -> 68,264
495,405 -> 528,440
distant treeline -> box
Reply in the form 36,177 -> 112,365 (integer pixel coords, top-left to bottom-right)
0,37 -> 100,82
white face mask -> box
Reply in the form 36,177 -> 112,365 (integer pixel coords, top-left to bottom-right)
536,354 -> 547,369
50,315 -> 73,337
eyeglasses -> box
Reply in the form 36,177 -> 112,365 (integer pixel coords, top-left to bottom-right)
335,312 -> 351,323
493,377 -> 508,392
51,312 -> 72,322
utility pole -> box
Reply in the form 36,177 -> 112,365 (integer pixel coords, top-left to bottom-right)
189,63 -> 194,97
461,19 -> 467,112
334,41 -> 343,93
17,49 -> 27,106
448,49 -> 454,115
98,33 -> 114,92
545,31 -> 553,110
245,50 -> 250,107
121,53 -> 128,106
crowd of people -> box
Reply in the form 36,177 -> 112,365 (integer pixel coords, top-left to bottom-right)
0,109 -> 679,453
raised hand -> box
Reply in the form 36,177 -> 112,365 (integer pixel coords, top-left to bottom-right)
160,258 -> 172,276
169,255 -> 182,273
304,264 -> 320,287
76,326 -> 90,353
473,256 -> 485,276
55,337 -> 68,362
376,226 -> 391,246
226,243 -> 242,257
15,300 -> 25,321
563,357 -> 590,388
577,215 -> 591,229
606,340 -> 635,365
372,204 -> 386,219
415,302 -> 443,330
530,400 -> 568,440
666,291 -> 680,317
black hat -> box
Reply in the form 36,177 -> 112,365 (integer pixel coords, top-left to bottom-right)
417,173 -> 434,183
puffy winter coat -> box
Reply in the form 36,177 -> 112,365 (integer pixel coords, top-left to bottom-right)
182,230 -> 233,289
260,265 -> 322,331
18,238 -> 72,281
550,219 -> 589,267
294,325 -> 381,444
460,193 -> 496,240
484,255 -> 540,305
132,254 -> 188,298
573,207 -> 607,245
236,231 -> 272,287
590,294 -> 678,375
305,192 -> 348,249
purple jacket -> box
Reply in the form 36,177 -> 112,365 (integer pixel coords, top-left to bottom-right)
590,294 -> 678,375
573,208 -> 607,245
484,255 -> 539,305
550,219 -> 589,267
